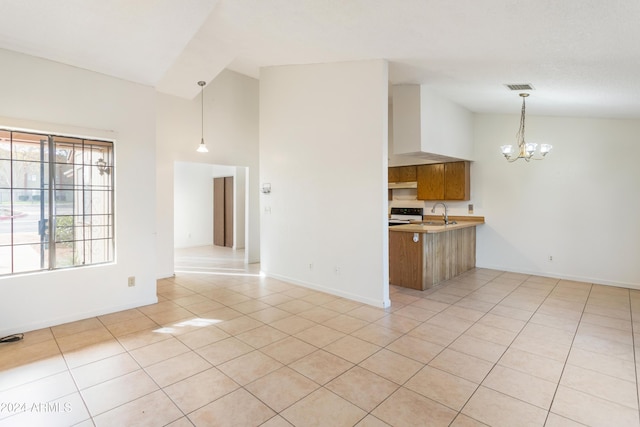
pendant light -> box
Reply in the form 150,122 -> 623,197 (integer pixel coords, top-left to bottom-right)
196,80 -> 208,153
500,93 -> 552,162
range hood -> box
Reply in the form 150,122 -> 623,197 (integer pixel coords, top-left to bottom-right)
391,85 -> 474,162
388,181 -> 417,189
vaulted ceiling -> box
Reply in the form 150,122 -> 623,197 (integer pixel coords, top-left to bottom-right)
1,0 -> 640,118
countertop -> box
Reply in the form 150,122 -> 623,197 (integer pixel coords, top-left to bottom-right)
389,216 -> 485,234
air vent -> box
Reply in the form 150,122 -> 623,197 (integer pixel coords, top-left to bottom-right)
505,83 -> 534,91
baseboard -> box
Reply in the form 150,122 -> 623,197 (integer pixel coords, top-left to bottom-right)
264,272 -> 391,308
0,296 -> 159,338
475,263 -> 640,290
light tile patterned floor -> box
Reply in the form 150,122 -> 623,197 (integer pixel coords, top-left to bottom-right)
1,246 -> 640,426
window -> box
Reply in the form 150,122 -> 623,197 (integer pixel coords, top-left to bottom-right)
0,129 -> 114,275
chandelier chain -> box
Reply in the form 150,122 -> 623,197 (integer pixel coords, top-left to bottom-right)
517,95 -> 526,146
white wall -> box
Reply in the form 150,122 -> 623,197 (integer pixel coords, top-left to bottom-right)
474,114 -> 640,288
260,60 -> 390,307
0,48 -> 157,336
174,162 -> 215,248
233,166 -> 247,249
156,69 -> 259,277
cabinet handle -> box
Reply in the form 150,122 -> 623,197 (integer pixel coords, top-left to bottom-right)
413,233 -> 419,243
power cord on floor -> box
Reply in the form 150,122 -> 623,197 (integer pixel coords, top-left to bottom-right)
0,333 -> 24,343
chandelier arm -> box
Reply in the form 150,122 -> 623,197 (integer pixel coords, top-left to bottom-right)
504,155 -> 519,163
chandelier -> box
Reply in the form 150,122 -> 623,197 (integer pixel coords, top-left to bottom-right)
500,93 -> 552,162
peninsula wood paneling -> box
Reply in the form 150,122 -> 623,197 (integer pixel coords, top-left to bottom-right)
389,226 -> 477,290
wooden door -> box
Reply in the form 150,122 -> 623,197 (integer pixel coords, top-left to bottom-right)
224,177 -> 233,247
213,177 -> 225,246
214,176 -> 234,248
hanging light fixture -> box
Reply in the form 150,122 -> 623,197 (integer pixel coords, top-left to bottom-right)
500,93 -> 552,162
196,80 -> 208,153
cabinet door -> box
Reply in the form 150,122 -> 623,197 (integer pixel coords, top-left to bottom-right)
388,167 -> 400,183
416,163 -> 444,200
444,161 -> 470,200
398,166 -> 417,182
389,231 -> 424,290
388,166 -> 417,182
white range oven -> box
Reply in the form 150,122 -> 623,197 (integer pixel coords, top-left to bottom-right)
389,207 -> 423,226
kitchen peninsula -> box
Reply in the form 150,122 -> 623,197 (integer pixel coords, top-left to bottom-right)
389,217 -> 484,290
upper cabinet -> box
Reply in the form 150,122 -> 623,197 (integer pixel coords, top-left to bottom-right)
388,165 -> 417,182
443,161 -> 471,200
416,161 -> 470,201
416,164 -> 444,199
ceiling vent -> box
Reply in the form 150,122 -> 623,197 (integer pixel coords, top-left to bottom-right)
505,83 -> 534,91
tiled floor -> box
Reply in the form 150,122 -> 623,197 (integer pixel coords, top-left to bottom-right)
1,246 -> 640,426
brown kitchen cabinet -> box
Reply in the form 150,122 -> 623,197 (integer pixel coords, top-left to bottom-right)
388,165 -> 417,182
416,163 -> 444,200
416,161 -> 470,201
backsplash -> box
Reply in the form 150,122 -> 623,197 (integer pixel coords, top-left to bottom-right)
389,189 -> 477,217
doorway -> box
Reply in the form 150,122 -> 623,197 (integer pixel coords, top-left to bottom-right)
173,161 -> 249,265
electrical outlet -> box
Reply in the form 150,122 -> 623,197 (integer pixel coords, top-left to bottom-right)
468,204 -> 474,214
128,276 -> 136,287
548,255 -> 553,262
309,263 -> 313,270
335,266 -> 340,275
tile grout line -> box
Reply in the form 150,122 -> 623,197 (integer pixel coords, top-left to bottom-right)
89,312 -> 177,425
627,290 -> 640,426
548,287 -> 640,412
449,273 -> 561,424
540,281 -> 592,427
9,262 -> 637,427
156,274 -> 359,426
390,271 -> 499,422
372,271 -> 547,424
50,325 -> 96,426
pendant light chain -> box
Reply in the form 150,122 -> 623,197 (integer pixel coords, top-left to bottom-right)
197,80 -> 208,153
517,94 -> 526,145
201,82 -> 204,140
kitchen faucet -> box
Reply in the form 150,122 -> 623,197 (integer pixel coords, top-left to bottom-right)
431,202 -> 450,224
